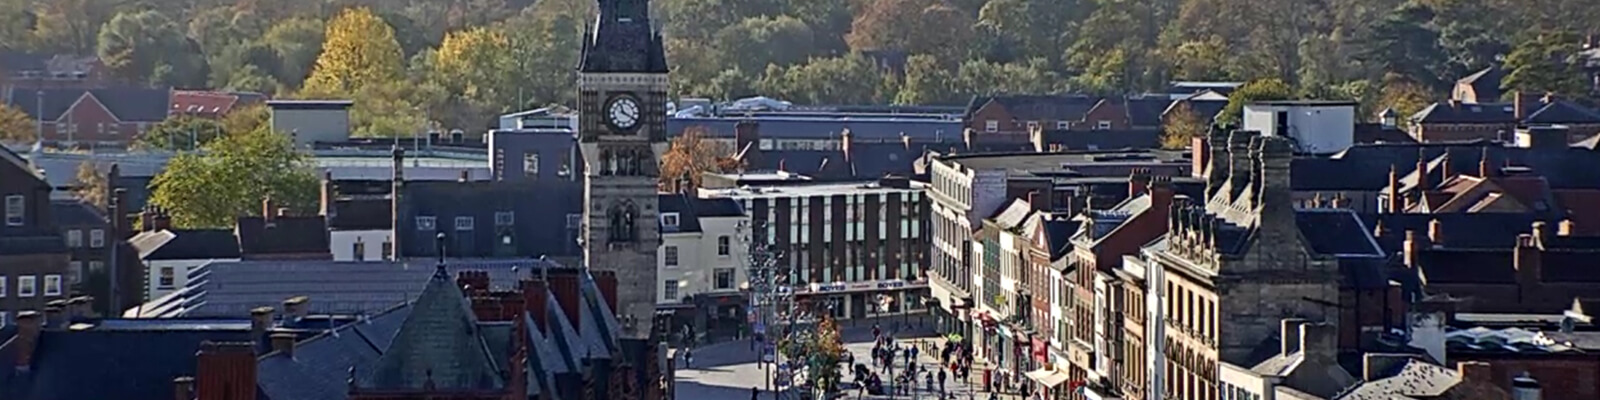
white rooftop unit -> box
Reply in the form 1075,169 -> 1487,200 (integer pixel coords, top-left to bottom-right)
1243,101 -> 1358,155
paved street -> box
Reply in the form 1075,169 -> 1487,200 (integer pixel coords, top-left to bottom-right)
674,315 -> 1010,400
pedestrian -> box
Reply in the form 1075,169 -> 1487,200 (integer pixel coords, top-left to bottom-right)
911,344 -> 920,361
684,348 -> 694,368
751,386 -> 760,400
938,369 -> 947,393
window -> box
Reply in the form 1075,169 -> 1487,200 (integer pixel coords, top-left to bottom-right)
664,246 -> 679,267
0,312 -> 6,327
523,152 -> 539,176
661,213 -> 680,228
382,241 -> 394,259
455,216 -> 475,231
1095,120 -> 1112,130
352,241 -> 366,262
495,211 -> 515,226
566,214 -> 583,229
0,276 -> 6,297
416,216 -> 437,230
68,261 -> 82,284
4,195 -> 23,226
89,229 -> 104,248
88,261 -> 103,273
44,275 -> 61,296
18,275 -> 35,297
1056,121 -> 1070,129
984,120 -> 999,132
159,267 -> 176,288
664,280 -> 679,301
717,235 -> 731,256
714,268 -> 734,290
557,153 -> 572,177
66,230 -> 82,248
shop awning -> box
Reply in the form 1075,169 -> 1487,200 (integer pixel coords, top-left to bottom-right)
1025,368 -> 1071,388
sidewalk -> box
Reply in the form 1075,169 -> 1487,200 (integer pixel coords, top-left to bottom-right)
844,333 -> 1027,400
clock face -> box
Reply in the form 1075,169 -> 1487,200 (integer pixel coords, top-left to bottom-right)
606,96 -> 641,131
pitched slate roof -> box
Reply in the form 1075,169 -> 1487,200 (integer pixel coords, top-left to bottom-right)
1456,67 -> 1505,102
1524,100 -> 1600,124
1294,209 -> 1384,257
4,88 -> 172,122
1334,358 -> 1472,400
659,194 -> 744,234
126,259 -> 558,318
967,95 -> 1100,121
1125,96 -> 1172,127
0,327 -> 254,400
360,266 -> 504,391
235,216 -> 329,258
256,302 -> 414,400
1410,101 -> 1515,124
48,200 -> 103,226
129,229 -> 242,260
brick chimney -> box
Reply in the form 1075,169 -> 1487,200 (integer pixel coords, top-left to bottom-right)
1361,353 -> 1417,381
281,296 -> 309,320
13,311 -> 41,372
1206,128 -> 1230,196
249,307 -> 274,343
1128,168 -> 1152,198
196,341 -> 257,400
260,197 -> 273,223
318,171 -> 333,217
1514,91 -> 1536,122
521,279 -> 551,333
1299,322 -> 1336,362
840,129 -> 854,164
1515,226 -> 1544,294
1191,134 -> 1209,179
1415,148 -> 1430,191
390,146 -> 405,261
43,302 -> 66,330
457,270 -> 491,295
1404,230 -> 1428,268
269,331 -> 296,357
1280,318 -> 1309,356
1428,218 -> 1444,245
1479,147 -> 1493,178
1456,361 -> 1494,386
1150,176 -> 1175,210
1559,219 -> 1576,236
1387,164 -> 1400,213
1439,150 -> 1452,182
548,271 -> 582,329
734,121 -> 762,167
174,376 -> 195,400
593,270 -> 619,315
1226,130 -> 1253,193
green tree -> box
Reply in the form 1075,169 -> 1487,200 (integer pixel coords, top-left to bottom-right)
758,54 -> 890,104
1502,33 -> 1590,96
263,18 -> 326,90
149,128 -> 318,229
0,0 -> 34,50
302,7 -> 404,96
1167,37 -> 1232,81
1375,78 -> 1433,128
72,161 -> 107,211
1219,78 -> 1294,126
210,40 -> 284,92
136,116 -> 227,151
349,79 -> 448,137
1161,102 -> 1204,149
783,0 -> 852,53
896,54 -> 957,105
494,0 -> 588,108
31,0 -> 123,53
713,16 -> 817,75
0,103 -> 34,143
956,58 -> 1061,96
1352,2 -> 1448,88
96,10 -> 210,87
429,26 -> 516,111
975,0 -> 1084,66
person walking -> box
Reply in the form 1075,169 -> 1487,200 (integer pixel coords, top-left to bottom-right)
684,348 -> 694,368
938,369 -> 947,394
751,386 -> 760,400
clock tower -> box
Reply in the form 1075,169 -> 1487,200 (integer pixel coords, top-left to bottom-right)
578,0 -> 669,340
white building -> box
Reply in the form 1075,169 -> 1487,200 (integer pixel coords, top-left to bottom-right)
128,228 -> 242,301
656,195 -> 749,305
1243,101 -> 1358,155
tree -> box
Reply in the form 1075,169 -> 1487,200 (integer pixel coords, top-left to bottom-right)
96,10 -> 210,87
846,0 -> 974,63
349,79 -> 448,137
1161,102 -> 1204,149
221,104 -> 270,137
896,54 -> 957,105
429,26 -> 515,112
149,128 -> 318,228
494,0 -> 588,108
136,116 -> 228,151
302,7 -> 404,96
1352,2 -> 1448,88
1374,78 -> 1433,128
263,18 -> 326,90
1168,37 -> 1233,81
0,0 -> 34,50
713,16 -> 818,75
758,54 -> 892,104
1502,33 -> 1590,96
659,128 -> 737,193
955,58 -> 1061,96
1219,78 -> 1294,126
210,40 -> 284,92
0,104 -> 34,143
32,0 -> 123,53
72,161 -> 108,211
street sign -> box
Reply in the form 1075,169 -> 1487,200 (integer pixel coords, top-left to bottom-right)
762,344 -> 777,362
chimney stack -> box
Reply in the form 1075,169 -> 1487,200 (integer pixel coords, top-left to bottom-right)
1456,361 -> 1494,386
197,341 -> 258,400
1387,164 -> 1400,213
1205,128 -> 1230,196
734,121 -> 762,167
1559,219 -> 1576,236
521,279 -> 551,332
318,171 -> 333,217
1226,130 -> 1253,193
1299,322 -> 1336,362
250,306 -> 274,340
261,197 -> 274,222
173,376 -> 195,400
1428,219 -> 1444,245
44,302 -> 65,330
1280,318 -> 1309,356
1512,372 -> 1543,400
594,270 -> 619,315
1361,353 -> 1416,382
281,296 -> 309,320
1439,150 -> 1452,181
1404,230 -> 1427,268
1415,148 -> 1430,190
13,311 -> 41,371
391,146 -> 405,261
1480,147 -> 1493,178
269,331 -> 296,357
1514,91 -> 1532,121
1129,168 -> 1152,198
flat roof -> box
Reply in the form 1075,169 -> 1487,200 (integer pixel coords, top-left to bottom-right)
938,149 -> 1190,172
699,181 -> 922,200
267,100 -> 354,110
1248,100 -> 1360,107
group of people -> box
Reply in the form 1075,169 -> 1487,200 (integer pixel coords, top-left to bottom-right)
848,324 -> 957,398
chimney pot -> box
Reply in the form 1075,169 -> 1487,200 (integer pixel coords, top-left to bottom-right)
1428,219 -> 1444,245
282,296 -> 309,320
43,305 -> 65,330
250,307 -> 275,335
173,376 -> 195,400
269,331 -> 297,357
1558,219 -> 1576,236
1532,221 -> 1548,243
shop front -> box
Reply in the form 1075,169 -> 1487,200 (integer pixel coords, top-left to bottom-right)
787,279 -> 932,322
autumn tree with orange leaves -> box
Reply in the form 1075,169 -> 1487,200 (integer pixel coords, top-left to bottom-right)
659,128 -> 742,193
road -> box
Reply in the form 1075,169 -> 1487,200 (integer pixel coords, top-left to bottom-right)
674,315 -> 1008,400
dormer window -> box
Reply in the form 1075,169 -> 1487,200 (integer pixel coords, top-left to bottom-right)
661,212 -> 681,228
4,195 -> 23,226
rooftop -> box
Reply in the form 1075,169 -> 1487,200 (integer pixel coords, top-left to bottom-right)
698,180 -> 923,200
937,149 -> 1190,172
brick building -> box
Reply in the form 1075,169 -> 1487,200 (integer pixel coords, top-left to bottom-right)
2,87 -> 171,146
0,147 -> 71,324
1409,92 -> 1600,143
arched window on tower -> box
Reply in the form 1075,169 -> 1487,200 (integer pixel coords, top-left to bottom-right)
609,202 -> 637,242
600,149 -> 615,176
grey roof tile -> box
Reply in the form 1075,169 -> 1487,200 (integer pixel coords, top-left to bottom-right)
360,267 -> 504,390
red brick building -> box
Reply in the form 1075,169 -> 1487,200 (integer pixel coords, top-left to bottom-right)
3,88 -> 172,146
